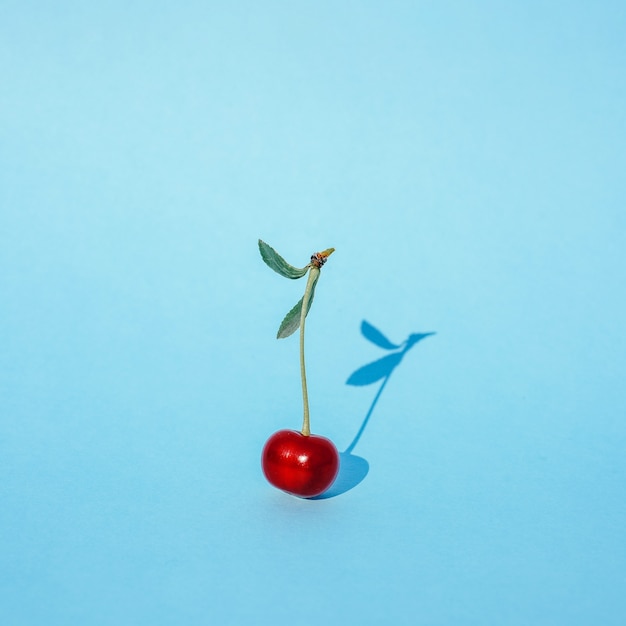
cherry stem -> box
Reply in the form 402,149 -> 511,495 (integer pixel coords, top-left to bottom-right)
299,266 -> 319,436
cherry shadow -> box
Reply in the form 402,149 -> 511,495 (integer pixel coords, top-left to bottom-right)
312,321 -> 434,499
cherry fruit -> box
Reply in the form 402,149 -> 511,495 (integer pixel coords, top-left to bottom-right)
258,240 -> 338,499
262,430 -> 339,498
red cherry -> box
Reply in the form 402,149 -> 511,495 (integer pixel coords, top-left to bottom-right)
262,429 -> 340,498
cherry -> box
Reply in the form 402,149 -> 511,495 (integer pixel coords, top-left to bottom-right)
262,430 -> 339,498
258,241 -> 338,498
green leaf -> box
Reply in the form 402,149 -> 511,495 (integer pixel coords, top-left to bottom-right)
258,239 -> 308,279
276,273 -> 319,338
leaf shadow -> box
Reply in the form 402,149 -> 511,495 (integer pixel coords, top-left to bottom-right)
313,321 -> 434,500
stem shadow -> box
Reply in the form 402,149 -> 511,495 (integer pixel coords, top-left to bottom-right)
313,321 -> 434,500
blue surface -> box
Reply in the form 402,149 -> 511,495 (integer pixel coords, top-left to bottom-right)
2,2 -> 625,624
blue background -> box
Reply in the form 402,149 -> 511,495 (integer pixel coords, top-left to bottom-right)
2,2 -> 625,624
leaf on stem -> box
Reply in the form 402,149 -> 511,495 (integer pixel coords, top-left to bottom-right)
258,239 -> 309,279
276,273 -> 319,338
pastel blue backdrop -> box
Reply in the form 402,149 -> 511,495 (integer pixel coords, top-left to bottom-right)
1,2 -> 625,624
